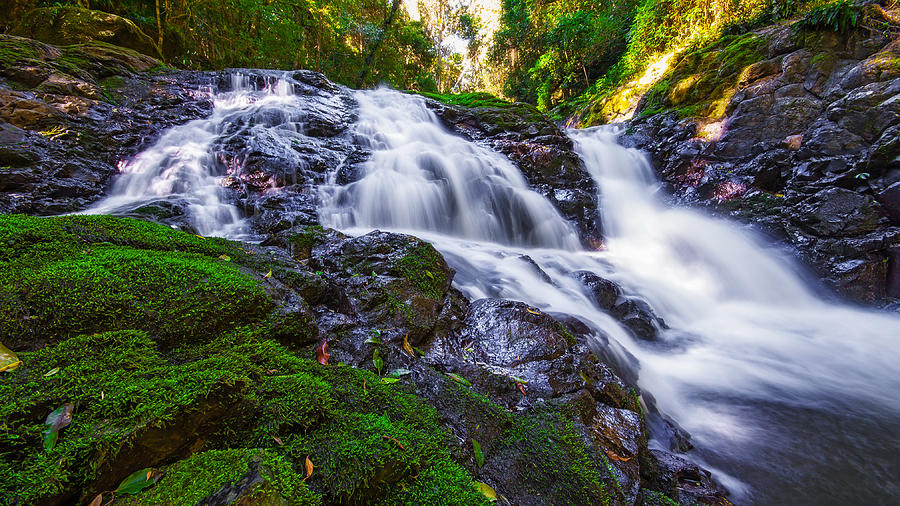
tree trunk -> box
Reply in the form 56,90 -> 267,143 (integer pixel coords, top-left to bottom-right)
357,0 -> 402,87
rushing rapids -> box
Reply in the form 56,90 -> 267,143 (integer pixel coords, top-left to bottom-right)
89,77 -> 900,504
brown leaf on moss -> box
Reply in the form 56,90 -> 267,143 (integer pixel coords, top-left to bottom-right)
303,456 -> 314,481
315,340 -> 330,365
605,450 -> 632,462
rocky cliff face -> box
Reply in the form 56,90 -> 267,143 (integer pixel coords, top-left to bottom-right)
605,7 -> 900,304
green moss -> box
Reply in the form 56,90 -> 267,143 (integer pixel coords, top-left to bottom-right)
289,225 -> 326,260
0,35 -> 43,68
0,215 -> 271,348
0,330 -> 251,503
119,449 -> 320,505
637,32 -> 764,120
392,243 -> 448,300
437,375 -> 617,505
417,91 -> 512,109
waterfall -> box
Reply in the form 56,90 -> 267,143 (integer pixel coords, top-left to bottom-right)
84,73 -> 300,239
84,79 -> 900,503
318,89 -> 581,248
320,92 -> 900,504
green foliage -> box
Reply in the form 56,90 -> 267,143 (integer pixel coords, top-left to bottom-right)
5,1 -> 438,90
491,0 -> 639,109
794,0 -> 862,34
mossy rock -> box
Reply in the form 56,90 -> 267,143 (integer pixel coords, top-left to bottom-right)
117,448 -> 320,505
10,7 -> 160,58
0,215 -> 271,350
636,32 -> 765,120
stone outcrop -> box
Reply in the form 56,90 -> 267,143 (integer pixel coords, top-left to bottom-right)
604,5 -> 900,303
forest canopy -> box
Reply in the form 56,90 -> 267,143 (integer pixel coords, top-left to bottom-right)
0,0 -> 868,107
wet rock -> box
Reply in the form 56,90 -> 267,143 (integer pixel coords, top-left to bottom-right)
648,450 -> 733,506
575,271 -> 667,340
878,182 -> 900,223
0,35 -> 217,216
796,187 -> 881,237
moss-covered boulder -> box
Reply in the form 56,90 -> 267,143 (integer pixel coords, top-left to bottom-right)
10,7 -> 160,58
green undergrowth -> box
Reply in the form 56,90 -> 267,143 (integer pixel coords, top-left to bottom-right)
417,91 -> 513,109
793,0 -> 863,34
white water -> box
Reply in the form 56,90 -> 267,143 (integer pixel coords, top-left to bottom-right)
320,92 -> 900,504
85,73 -> 300,239
90,80 -> 900,503
318,89 -> 581,248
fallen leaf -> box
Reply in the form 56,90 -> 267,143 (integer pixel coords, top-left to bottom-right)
390,368 -> 411,377
526,308 -> 540,315
218,254 -> 231,261
44,367 -> 60,377
101,391 -> 105,400
365,336 -> 382,344
476,481 -> 497,502
448,373 -> 471,387
473,439 -> 484,468
425,270 -> 434,280
263,269 -> 272,279
373,349 -> 383,376
273,436 -> 283,446
115,468 -> 163,495
303,456 -> 314,480
315,340 -> 330,366
88,493 -> 102,506
382,435 -> 406,450
402,333 -> 414,357
363,379 -> 367,395
381,377 -> 400,384
606,450 -> 632,462
193,234 -> 205,239
43,403 -> 74,450
517,383 -> 527,396
0,342 -> 21,373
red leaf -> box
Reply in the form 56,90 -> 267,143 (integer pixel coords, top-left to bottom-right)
315,340 -> 330,365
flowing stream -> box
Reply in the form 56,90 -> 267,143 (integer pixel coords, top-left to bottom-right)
92,80 -> 900,504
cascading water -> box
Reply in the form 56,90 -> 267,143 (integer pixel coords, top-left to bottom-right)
85,73 -> 301,239
88,78 -> 900,503
320,91 -> 900,504
318,89 -> 581,249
